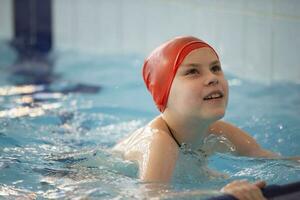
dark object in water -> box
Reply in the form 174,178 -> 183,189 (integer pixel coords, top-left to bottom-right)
207,181 -> 300,200
60,83 -> 101,94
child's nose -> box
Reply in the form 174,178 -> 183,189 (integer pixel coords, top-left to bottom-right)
204,75 -> 219,86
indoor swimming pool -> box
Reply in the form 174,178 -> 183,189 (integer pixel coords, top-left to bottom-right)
0,41 -> 299,199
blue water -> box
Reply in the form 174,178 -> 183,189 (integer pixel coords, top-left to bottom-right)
0,41 -> 300,199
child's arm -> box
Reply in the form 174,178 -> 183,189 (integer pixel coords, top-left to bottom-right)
139,130 -> 179,182
209,120 -> 279,158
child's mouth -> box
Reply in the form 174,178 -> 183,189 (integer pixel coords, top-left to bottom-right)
203,91 -> 224,101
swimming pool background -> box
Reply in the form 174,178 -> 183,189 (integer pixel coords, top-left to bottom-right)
2,0 -> 300,84
0,42 -> 300,199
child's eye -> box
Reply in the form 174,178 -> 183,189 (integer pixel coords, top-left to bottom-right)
185,68 -> 199,75
211,65 -> 222,73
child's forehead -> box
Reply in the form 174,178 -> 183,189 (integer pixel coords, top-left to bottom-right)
180,61 -> 220,70
181,47 -> 218,65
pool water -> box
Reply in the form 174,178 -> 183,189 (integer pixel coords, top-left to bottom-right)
0,42 -> 300,199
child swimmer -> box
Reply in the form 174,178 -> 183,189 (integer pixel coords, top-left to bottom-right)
113,36 -> 284,200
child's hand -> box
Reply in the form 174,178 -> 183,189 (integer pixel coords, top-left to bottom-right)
221,180 -> 266,200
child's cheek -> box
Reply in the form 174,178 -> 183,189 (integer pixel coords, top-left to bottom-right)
223,79 -> 229,97
184,85 -> 203,105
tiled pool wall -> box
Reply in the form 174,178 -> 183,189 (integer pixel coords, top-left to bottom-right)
0,0 -> 300,84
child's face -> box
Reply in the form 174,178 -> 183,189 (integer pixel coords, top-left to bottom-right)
166,47 -> 229,121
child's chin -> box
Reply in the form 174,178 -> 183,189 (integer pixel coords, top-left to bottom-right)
207,110 -> 226,121
190,107 -> 226,121
215,113 -> 225,120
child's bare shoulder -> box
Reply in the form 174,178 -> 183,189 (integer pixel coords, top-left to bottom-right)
113,116 -> 178,161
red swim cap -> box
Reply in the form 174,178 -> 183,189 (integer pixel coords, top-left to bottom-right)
142,36 -> 219,112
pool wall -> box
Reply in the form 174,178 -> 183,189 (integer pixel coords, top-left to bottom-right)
0,0 -> 300,84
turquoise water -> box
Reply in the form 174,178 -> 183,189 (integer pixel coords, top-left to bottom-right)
0,42 -> 300,199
